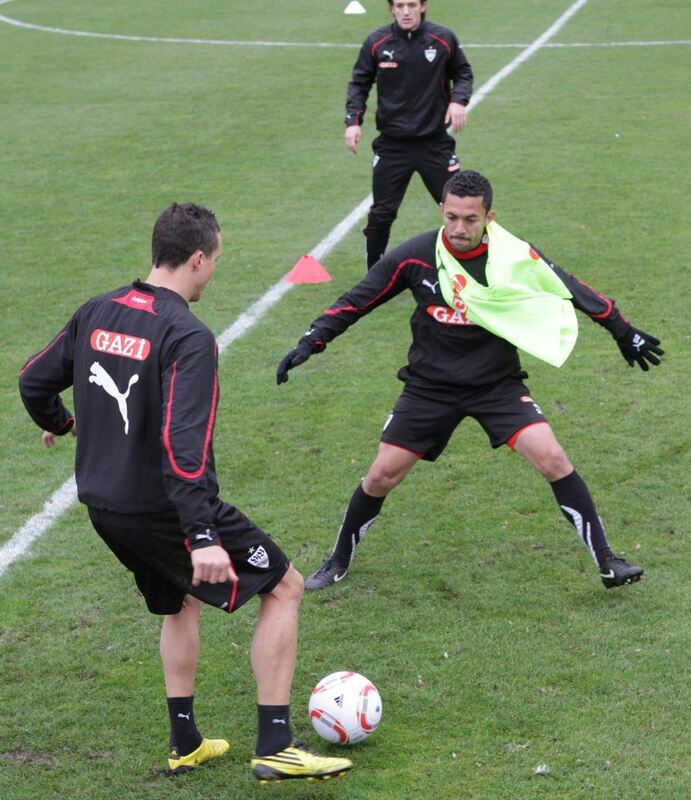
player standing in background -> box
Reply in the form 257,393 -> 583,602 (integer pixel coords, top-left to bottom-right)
345,0 -> 473,269
19,203 -> 352,784
277,171 -> 663,592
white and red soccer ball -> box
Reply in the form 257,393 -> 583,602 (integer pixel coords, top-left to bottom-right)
308,671 -> 382,745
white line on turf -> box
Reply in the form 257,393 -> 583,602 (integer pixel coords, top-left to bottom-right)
0,477 -> 78,577
215,196 -> 373,353
0,2 -> 688,50
2,0 -> 592,578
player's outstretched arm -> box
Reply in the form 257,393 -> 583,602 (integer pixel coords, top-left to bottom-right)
276,329 -> 326,384
613,324 -> 664,371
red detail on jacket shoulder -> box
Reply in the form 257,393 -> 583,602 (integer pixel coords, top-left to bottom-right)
112,290 -> 157,315
427,32 -> 452,56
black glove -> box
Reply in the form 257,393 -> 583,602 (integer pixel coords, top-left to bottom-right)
277,332 -> 325,384
615,325 -> 664,371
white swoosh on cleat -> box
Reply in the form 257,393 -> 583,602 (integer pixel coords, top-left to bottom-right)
600,570 -> 615,579
333,572 -> 347,582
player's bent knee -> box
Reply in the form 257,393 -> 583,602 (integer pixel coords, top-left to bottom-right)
180,594 -> 203,615
539,448 -> 572,481
273,564 -> 304,606
364,468 -> 401,496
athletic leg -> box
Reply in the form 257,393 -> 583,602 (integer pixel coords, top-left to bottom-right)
365,136 -> 414,269
249,565 -> 353,781
417,132 -> 460,203
511,423 -> 643,587
252,566 -> 302,707
161,595 -> 229,769
251,564 -> 303,756
161,594 -> 202,697
306,443 -> 420,589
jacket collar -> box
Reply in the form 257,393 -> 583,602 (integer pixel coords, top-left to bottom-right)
393,20 -> 428,40
441,229 -> 489,261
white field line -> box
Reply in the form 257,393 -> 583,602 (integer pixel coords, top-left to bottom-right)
0,477 -> 79,577
215,196 -> 373,352
467,0 -> 589,110
1,0 -> 593,578
0,2 -> 688,50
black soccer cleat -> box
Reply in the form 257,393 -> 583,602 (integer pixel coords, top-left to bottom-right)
599,555 -> 644,589
304,558 -> 349,591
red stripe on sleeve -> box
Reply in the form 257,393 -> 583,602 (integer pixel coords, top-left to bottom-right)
572,277 -> 613,318
163,361 -> 218,480
324,258 -> 434,316
19,331 -> 67,375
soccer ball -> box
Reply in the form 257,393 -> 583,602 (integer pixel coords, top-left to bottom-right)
308,671 -> 382,745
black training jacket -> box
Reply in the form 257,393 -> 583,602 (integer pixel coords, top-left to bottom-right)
308,229 -> 630,389
345,20 -> 473,138
19,281 -> 225,540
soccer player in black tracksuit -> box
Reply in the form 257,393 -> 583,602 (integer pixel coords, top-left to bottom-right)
345,0 -> 473,269
277,171 -> 664,591
18,204 -> 352,784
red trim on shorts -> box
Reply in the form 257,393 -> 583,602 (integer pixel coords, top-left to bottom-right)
382,441 -> 425,458
506,420 -> 549,450
227,560 -> 238,613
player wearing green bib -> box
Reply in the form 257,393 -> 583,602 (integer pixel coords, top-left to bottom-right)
278,171 -> 663,591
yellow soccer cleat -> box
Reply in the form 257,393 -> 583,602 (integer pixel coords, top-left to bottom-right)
251,740 -> 352,783
168,737 -> 230,774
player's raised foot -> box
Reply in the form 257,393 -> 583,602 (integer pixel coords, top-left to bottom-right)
168,737 -> 230,774
251,740 -> 352,783
599,555 -> 644,589
305,557 -> 349,591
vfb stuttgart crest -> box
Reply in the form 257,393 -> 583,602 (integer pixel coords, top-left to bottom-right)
424,48 -> 437,63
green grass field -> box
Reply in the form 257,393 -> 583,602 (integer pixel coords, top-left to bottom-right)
1,1 -> 690,798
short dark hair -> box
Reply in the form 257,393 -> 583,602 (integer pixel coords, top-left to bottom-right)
442,170 -> 493,212
151,203 -> 220,268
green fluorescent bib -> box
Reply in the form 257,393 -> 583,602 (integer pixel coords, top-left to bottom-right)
435,221 -> 578,367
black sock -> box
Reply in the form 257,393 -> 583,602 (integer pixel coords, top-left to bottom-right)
550,470 -> 613,568
331,483 -> 385,567
255,705 -> 292,756
167,696 -> 202,757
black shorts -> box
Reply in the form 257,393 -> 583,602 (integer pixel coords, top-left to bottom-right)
88,504 -> 290,616
380,379 -> 549,461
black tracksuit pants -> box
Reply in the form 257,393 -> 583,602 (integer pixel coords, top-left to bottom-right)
364,132 -> 459,269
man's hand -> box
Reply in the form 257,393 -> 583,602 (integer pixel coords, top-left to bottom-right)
445,102 -> 468,133
42,425 -> 77,448
277,334 -> 325,384
191,545 -> 237,587
345,125 -> 362,154
616,326 -> 664,371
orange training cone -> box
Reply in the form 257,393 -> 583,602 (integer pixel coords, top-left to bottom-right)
285,255 -> 332,284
